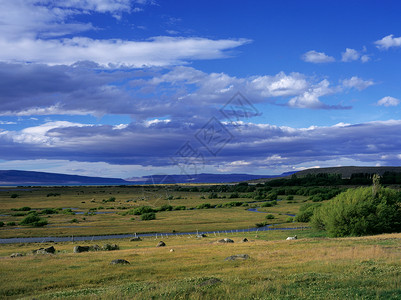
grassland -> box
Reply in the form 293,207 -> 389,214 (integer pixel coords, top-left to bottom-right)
1,185 -> 400,299
0,185 -> 306,238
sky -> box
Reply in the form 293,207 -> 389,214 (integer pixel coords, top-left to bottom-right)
1,0 -> 401,179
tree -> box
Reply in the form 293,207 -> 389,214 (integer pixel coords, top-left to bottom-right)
311,186 -> 401,237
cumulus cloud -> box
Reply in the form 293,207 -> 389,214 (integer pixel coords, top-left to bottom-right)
301,50 -> 335,63
375,34 -> 401,50
377,96 -> 400,107
341,76 -> 374,91
341,48 -> 359,62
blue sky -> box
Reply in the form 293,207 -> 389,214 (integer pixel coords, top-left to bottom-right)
1,0 -> 401,179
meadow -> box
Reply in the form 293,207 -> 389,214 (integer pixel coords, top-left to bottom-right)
0,184 -> 400,299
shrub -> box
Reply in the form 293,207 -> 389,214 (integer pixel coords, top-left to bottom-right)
132,206 -> 155,215
70,218 -> 78,223
20,213 -> 48,227
286,217 -> 294,223
62,208 -> 75,215
197,203 -> 213,209
141,212 -> 156,220
102,197 -> 116,203
261,202 -> 272,207
295,203 -> 322,222
208,192 -> 218,199
173,206 -> 186,210
255,222 -> 267,227
10,194 -> 19,198
12,206 -> 31,211
0,221 -> 4,227
286,195 -> 294,200
159,204 -> 173,211
266,214 -> 275,219
311,186 -> 401,237
6,222 -> 16,226
229,192 -> 240,199
40,208 -> 57,215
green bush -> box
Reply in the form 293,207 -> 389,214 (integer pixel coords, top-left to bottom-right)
62,208 -> 75,215
20,213 -> 48,227
40,208 -> 57,215
0,221 -> 4,227
11,206 -> 31,211
286,195 -> 294,200
266,214 -> 275,219
10,194 -> 19,198
311,186 -> 401,237
6,222 -> 16,226
295,203 -> 322,222
261,202 -> 272,207
286,217 -> 294,223
141,212 -> 156,220
102,197 -> 116,203
159,204 -> 173,211
131,206 -> 155,215
197,203 -> 213,209
173,206 -> 186,210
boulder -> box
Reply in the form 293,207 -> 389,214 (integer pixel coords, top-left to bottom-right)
10,253 -> 23,258
224,254 -> 250,261
196,234 -> 207,238
110,259 -> 130,265
130,237 -> 142,242
102,244 -> 119,251
170,249 -> 175,252
218,238 -> 234,243
33,246 -> 55,254
286,235 -> 297,240
242,238 -> 248,242
73,246 -> 90,253
156,241 -> 166,247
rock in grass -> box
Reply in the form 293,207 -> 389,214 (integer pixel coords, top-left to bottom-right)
33,246 -> 55,254
73,246 -> 90,253
110,259 -> 130,265
102,244 -> 119,251
157,241 -> 166,247
218,238 -> 234,243
196,234 -> 207,238
10,253 -> 23,258
242,238 -> 248,242
198,278 -> 222,287
224,254 -> 249,261
130,237 -> 142,241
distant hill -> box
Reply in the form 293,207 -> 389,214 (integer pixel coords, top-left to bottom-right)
294,166 -> 401,179
0,170 -> 293,186
0,170 -> 128,186
125,173 -> 293,184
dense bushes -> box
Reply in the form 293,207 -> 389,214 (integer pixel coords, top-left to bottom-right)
20,212 -> 48,227
295,203 -> 322,222
141,212 -> 156,220
311,186 -> 401,237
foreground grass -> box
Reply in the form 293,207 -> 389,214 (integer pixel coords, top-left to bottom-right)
1,230 -> 400,299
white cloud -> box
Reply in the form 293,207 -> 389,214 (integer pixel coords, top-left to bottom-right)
361,55 -> 370,63
375,34 -> 401,50
342,76 -> 374,91
301,50 -> 335,63
341,48 -> 360,62
0,36 -> 250,67
377,96 -> 400,107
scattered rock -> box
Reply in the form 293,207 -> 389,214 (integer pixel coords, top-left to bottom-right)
157,241 -> 166,247
196,234 -> 207,238
33,246 -> 55,254
10,253 -> 23,258
73,246 -> 90,253
130,237 -> 142,242
255,235 -> 259,238
286,235 -> 297,240
224,254 -> 250,261
242,238 -> 248,242
110,259 -> 130,265
198,278 -> 222,287
102,244 -> 119,251
218,238 -> 234,243
170,249 -> 175,252
73,245 -> 101,253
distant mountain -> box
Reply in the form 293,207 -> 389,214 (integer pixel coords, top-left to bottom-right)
0,170 -> 128,186
125,173 -> 294,184
0,170 -> 296,186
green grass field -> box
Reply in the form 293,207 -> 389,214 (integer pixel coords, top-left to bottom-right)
1,185 -> 400,299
